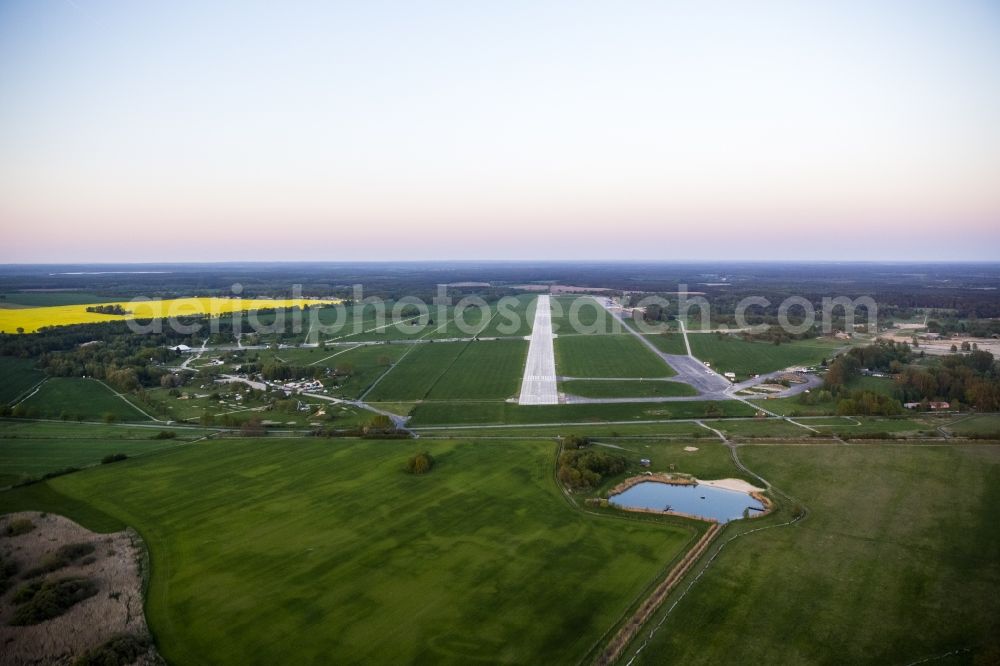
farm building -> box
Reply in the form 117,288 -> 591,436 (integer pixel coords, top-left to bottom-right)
904,401 -> 951,410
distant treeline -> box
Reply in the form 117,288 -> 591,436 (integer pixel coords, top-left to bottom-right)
2,262 -> 999,314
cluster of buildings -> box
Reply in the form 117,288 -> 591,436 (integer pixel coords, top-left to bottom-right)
279,379 -> 324,394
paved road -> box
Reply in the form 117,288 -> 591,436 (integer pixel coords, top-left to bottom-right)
574,297 -> 829,406
518,295 -> 559,405
595,297 -> 732,396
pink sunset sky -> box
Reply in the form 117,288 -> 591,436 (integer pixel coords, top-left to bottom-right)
1,1 -> 999,262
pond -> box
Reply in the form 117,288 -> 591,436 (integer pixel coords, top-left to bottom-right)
608,481 -> 766,523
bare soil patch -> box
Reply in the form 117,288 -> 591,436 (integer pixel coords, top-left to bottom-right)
0,512 -> 160,665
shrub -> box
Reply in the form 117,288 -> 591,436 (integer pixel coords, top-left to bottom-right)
23,542 -> 96,578
4,518 -> 36,537
42,467 -> 80,480
73,634 -> 151,666
101,453 -> 128,464
365,414 -> 396,434
151,430 -> 177,440
563,435 -> 591,450
10,576 -> 98,625
240,416 -> 266,437
406,451 -> 435,475
0,553 -> 19,594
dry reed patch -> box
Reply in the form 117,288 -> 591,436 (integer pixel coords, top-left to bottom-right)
0,512 -> 159,665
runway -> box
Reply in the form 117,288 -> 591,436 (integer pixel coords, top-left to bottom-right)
518,295 -> 559,405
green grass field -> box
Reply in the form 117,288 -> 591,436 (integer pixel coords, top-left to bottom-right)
549,296 -> 621,335
0,437 -> 697,665
363,342 -> 468,401
17,378 -> 150,421
477,295 -> 536,338
0,437 -> 184,487
749,394 -> 838,416
409,400 -> 755,426
316,344 -> 408,398
629,443 -> 1000,664
708,418 -> 816,438
559,379 -> 697,398
688,335 -> 845,379
943,414 -> 1000,437
641,331 -> 688,355
0,419 -> 214,486
850,375 -> 898,395
811,416 -> 938,437
425,339 -> 528,400
0,356 -> 45,405
555,334 -> 674,378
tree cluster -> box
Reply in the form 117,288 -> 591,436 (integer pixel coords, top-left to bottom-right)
896,350 -> 1000,410
557,449 -> 626,491
85,304 -> 130,315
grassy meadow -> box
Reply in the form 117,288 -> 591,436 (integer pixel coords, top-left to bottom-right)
0,356 -> 45,405
362,342 -> 467,401
560,379 -> 697,399
409,400 -> 755,426
0,432 -> 192,487
16,378 -> 149,421
628,443 -> 1000,664
424,339 -> 528,400
555,334 -> 675,378
642,331 -> 689,355
0,437 -> 697,665
688,334 -> 846,378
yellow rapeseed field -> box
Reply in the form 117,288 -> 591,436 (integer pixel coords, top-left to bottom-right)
0,297 -> 340,334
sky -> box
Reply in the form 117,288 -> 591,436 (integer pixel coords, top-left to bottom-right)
1,0 -> 999,263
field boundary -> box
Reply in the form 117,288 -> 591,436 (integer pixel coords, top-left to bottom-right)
595,523 -> 721,665
9,377 -> 48,407
94,379 -> 162,423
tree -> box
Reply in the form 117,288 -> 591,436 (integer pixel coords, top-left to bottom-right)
365,414 -> 394,433
240,416 -> 266,437
160,373 -> 181,388
824,355 -> 861,389
563,434 -> 590,449
406,451 -> 434,474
